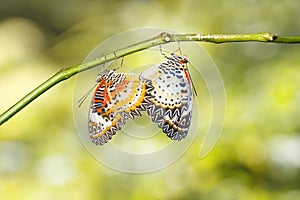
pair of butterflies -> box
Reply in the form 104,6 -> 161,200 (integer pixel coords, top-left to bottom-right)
88,53 -> 193,145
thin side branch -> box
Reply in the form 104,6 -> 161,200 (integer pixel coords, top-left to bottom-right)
1,32 -> 300,125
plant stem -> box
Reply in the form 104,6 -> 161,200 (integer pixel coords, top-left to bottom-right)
1,32 -> 300,125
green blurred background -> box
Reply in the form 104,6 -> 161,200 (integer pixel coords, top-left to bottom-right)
1,0 -> 300,199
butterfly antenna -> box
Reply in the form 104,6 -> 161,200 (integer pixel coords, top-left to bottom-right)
191,76 -> 198,96
187,63 -> 198,96
78,83 -> 98,108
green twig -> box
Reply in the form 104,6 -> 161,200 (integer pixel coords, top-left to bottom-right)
1,32 -> 300,125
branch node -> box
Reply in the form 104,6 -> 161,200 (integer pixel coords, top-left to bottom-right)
160,32 -> 171,43
263,32 -> 276,41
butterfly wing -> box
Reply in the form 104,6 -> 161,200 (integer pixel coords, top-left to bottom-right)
88,70 -> 152,145
141,55 -> 193,140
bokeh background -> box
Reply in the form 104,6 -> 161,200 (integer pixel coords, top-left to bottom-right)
1,0 -> 300,199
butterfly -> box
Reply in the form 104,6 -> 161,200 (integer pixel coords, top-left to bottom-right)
88,70 -> 153,145
88,53 -> 193,145
141,53 -> 193,141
